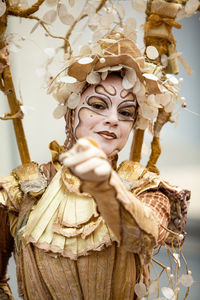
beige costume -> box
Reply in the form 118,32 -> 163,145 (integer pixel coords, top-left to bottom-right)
0,142 -> 190,300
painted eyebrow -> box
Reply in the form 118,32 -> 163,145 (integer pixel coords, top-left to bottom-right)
94,85 -> 116,105
86,95 -> 108,107
95,84 -> 116,96
120,90 -> 137,101
117,100 -> 137,108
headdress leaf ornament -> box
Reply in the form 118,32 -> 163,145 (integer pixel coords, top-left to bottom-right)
50,32 -> 181,174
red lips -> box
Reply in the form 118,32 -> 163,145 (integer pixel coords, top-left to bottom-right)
97,131 -> 117,139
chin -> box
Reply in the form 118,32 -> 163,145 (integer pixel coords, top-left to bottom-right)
83,133 -> 120,156
100,145 -> 119,158
91,136 -> 115,154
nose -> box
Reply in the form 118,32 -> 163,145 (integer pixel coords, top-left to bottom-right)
103,111 -> 118,127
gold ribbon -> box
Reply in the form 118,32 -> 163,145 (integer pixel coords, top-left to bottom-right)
144,13 -> 182,43
147,13 -> 182,29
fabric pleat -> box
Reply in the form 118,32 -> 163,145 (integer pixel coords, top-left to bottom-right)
22,168 -> 115,260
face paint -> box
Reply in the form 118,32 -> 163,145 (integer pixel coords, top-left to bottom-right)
73,74 -> 137,158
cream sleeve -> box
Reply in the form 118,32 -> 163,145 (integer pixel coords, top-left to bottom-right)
80,170 -> 167,263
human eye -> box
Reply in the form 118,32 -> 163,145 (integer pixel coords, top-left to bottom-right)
118,107 -> 135,118
87,96 -> 107,110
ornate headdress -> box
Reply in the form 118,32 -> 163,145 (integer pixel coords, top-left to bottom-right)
49,31 -> 180,174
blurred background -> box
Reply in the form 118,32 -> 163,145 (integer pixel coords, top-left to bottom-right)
0,0 -> 199,298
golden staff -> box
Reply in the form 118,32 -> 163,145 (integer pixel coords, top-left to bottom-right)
0,0 -> 47,164
0,0 -> 107,165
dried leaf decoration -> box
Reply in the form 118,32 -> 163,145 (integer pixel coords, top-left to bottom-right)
179,274 -> 194,287
0,0 -> 6,17
122,76 -> 134,89
161,287 -> 175,299
155,93 -> 170,107
78,57 -> 93,64
185,0 -> 199,15
146,46 -> 159,60
79,45 -> 91,56
86,72 -> 101,84
143,73 -> 158,81
126,69 -> 136,87
117,2 -> 125,17
42,10 -> 57,24
91,43 -> 103,56
133,79 -> 141,94
68,0 -> 75,7
44,47 -> 55,58
137,83 -> 146,97
88,14 -> 99,31
8,43 -> 22,53
84,3 -> 96,16
67,93 -> 81,109
173,253 -> 181,267
148,280 -> 157,295
59,75 -> 77,84
136,115 -> 149,130
101,71 -> 108,81
45,0 -> 57,7
134,281 -> 147,298
166,74 -> 179,85
57,3 -> 74,25
93,29 -> 108,42
100,13 -> 115,29
147,94 -> 161,108
139,103 -> 158,120
53,104 -> 68,119
161,54 -> 168,67
30,21 -> 40,34
123,17 -> 137,41
132,0 -> 146,13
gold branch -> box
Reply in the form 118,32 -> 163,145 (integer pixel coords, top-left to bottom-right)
7,0 -> 45,17
64,0 -> 107,53
152,258 -> 174,289
0,76 -> 5,92
152,258 -> 167,269
2,65 -> 30,164
26,15 -> 71,51
0,110 -> 23,120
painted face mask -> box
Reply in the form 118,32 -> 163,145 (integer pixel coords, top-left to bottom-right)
73,74 -> 137,158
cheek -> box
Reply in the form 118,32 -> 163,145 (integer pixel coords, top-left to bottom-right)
118,121 -> 133,146
120,121 -> 133,137
75,108 -> 100,138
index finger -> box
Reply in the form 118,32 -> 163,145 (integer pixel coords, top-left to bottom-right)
62,146 -> 103,167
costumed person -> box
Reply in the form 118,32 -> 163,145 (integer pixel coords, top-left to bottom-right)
0,33 -> 190,300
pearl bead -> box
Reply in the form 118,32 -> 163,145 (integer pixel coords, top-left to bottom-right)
100,57 -> 106,63
179,233 -> 184,240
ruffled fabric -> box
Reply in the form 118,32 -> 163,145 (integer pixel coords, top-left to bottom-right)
22,168 -> 116,260
0,175 -> 22,212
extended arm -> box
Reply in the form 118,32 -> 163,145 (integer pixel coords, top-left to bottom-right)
60,138 -> 170,262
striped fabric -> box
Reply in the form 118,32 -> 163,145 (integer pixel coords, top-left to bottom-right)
138,191 -> 170,244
